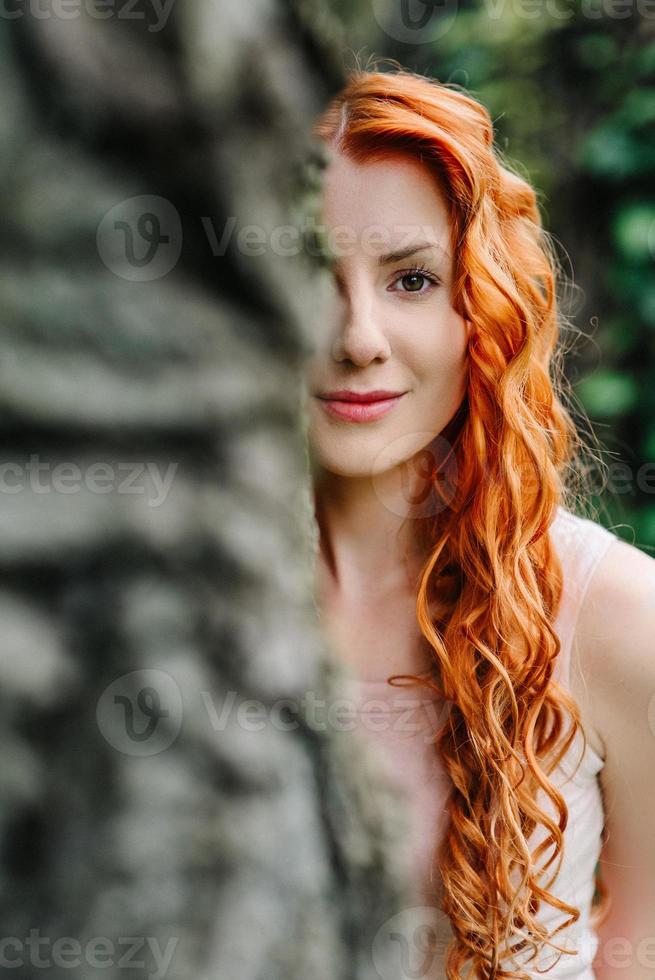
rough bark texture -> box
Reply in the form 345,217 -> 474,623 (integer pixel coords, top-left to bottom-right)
0,4 -> 417,979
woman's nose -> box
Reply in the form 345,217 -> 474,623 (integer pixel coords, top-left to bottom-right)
330,281 -> 391,366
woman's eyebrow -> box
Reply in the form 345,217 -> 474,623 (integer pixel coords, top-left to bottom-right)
378,241 -> 448,265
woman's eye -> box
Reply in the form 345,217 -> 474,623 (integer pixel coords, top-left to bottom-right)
389,266 -> 441,296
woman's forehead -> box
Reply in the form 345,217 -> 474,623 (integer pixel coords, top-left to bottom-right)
320,151 -> 453,257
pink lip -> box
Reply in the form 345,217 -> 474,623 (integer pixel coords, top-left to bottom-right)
317,392 -> 406,422
318,389 -> 404,403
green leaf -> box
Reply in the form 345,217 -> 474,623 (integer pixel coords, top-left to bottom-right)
612,203 -> 655,263
575,371 -> 638,418
576,33 -> 618,70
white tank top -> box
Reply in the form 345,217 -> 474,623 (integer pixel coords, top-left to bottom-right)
340,505 -> 618,979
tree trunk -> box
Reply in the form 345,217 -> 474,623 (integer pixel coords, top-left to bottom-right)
0,5 -> 417,979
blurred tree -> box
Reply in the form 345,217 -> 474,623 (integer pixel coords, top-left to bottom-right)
0,3 -> 418,979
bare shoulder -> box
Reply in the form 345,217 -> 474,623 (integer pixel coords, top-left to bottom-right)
573,529 -> 655,756
574,534 -> 655,955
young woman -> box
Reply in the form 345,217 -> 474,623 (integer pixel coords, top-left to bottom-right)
301,65 -> 655,980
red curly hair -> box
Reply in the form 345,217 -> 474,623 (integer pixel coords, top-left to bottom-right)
311,61 -> 610,979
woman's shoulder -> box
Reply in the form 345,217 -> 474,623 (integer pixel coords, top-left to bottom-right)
549,504 -> 618,554
572,513 -> 655,756
548,505 -> 622,635
565,509 -> 655,630
572,523 -> 655,938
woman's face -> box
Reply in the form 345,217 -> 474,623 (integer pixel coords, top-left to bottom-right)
303,149 -> 470,482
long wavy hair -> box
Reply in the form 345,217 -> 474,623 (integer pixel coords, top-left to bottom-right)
311,61 -> 610,979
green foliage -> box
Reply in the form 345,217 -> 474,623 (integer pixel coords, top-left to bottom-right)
575,370 -> 639,418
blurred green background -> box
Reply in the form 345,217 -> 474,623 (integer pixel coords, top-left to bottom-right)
325,1 -> 655,553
